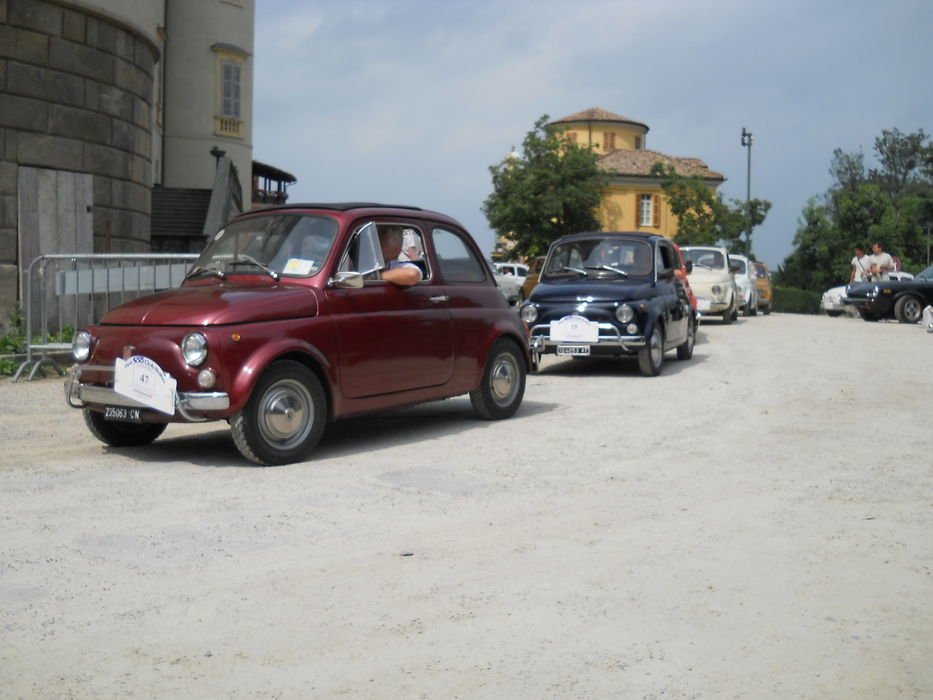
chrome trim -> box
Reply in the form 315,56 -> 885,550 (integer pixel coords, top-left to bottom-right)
529,322 -> 646,353
65,366 -> 229,418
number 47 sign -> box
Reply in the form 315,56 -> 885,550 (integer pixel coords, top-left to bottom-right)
114,355 -> 177,415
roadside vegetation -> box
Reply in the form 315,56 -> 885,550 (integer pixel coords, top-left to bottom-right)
0,306 -> 73,376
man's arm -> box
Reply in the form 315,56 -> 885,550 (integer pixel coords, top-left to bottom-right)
381,264 -> 422,286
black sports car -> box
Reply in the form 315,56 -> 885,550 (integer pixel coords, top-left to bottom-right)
519,232 -> 696,376
844,265 -> 933,323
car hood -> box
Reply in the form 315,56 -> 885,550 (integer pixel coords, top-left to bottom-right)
99,282 -> 319,326
530,279 -> 656,303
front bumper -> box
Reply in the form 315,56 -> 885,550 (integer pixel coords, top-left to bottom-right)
65,364 -> 230,422
529,322 -> 646,357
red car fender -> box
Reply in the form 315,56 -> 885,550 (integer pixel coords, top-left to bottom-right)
226,338 -> 336,415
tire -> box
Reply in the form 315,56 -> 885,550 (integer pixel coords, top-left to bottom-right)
676,318 -> 695,361
763,303 -> 771,315
638,325 -> 665,377
83,408 -> 167,447
230,360 -> 327,466
894,295 -> 923,324
470,339 -> 526,420
742,299 -> 752,317
721,302 -> 733,325
859,310 -> 880,322
825,310 -> 842,318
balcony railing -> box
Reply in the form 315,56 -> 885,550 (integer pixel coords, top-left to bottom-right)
215,116 -> 243,139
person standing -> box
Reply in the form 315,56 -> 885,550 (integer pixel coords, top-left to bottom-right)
850,244 -> 872,283
869,241 -> 895,281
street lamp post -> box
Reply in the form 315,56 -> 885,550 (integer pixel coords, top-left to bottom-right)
741,127 -> 753,255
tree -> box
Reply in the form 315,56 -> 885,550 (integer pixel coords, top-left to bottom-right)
651,164 -> 770,256
779,127 -> 933,290
483,116 -> 604,259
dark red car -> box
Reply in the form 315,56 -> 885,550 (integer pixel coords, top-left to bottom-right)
66,203 -> 530,465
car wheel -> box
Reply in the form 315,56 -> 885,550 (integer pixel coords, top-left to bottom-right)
676,319 -> 695,361
470,339 -> 526,420
231,360 -> 327,466
83,408 -> 167,447
742,300 -> 752,317
825,310 -> 842,318
722,304 -> 733,325
763,303 -> 771,315
750,299 -> 758,317
638,326 -> 664,377
894,295 -> 923,324
858,310 -> 880,322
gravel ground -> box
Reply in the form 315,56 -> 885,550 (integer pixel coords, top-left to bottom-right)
0,312 -> 930,699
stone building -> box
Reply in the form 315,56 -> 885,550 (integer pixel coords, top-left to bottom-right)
0,0 -> 267,332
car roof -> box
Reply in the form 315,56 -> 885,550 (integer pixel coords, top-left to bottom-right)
552,231 -> 665,245
236,202 -> 464,228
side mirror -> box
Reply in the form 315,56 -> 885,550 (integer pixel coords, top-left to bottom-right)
329,271 -> 364,288
684,260 -> 693,273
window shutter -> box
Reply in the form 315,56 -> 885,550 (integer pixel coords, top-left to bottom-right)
652,195 -> 661,228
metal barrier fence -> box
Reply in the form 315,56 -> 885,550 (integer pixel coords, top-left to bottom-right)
12,253 -> 199,382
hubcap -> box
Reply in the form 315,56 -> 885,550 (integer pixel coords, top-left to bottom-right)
490,353 -> 519,405
259,379 -> 313,449
650,330 -> 662,367
905,299 -> 921,321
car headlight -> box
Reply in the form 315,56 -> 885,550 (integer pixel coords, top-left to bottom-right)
72,330 -> 93,362
520,304 -> 538,323
711,285 -> 722,295
615,304 -> 635,323
182,332 -> 208,366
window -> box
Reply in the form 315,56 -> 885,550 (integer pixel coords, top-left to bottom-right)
639,194 -> 661,228
212,44 -> 248,138
635,136 -> 643,150
603,132 -> 616,151
432,228 -> 486,282
221,61 -> 241,118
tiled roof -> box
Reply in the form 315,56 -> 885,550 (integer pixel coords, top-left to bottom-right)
598,149 -> 725,181
550,107 -> 649,131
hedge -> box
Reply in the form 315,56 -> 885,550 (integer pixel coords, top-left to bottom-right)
771,286 -> 821,314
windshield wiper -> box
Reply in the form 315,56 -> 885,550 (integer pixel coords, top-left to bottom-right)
226,255 -> 280,281
185,265 -> 226,281
585,265 -> 628,277
561,266 -> 587,277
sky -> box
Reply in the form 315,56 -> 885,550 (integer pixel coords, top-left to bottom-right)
251,0 -> 932,270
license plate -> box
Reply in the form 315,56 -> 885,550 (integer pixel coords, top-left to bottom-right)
104,405 -> 142,423
557,344 -> 590,356
696,298 -> 712,311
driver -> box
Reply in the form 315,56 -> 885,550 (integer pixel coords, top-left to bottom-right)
378,227 -> 422,286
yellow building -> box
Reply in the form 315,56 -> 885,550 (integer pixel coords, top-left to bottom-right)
549,108 -> 725,237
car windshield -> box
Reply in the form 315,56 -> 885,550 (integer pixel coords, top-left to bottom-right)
913,265 -> 933,280
732,259 -> 747,274
542,239 -> 652,280
753,264 -> 768,278
682,248 -> 725,270
193,214 -> 339,278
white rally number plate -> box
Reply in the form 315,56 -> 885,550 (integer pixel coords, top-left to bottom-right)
549,314 -> 599,343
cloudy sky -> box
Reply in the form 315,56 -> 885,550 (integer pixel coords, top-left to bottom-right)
252,0 -> 932,269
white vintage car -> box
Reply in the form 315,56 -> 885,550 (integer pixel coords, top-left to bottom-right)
729,253 -> 759,317
821,271 -> 914,317
680,245 -> 739,324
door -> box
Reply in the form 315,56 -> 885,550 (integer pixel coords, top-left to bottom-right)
327,221 -> 453,398
658,242 -> 688,346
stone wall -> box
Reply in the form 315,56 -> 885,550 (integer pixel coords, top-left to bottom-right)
0,0 -> 159,329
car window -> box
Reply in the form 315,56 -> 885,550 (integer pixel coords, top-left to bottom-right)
683,248 -> 724,269
544,239 -> 652,279
658,243 -> 676,272
432,227 -> 486,283
196,214 -> 339,278
733,258 -> 747,274
339,221 -> 383,276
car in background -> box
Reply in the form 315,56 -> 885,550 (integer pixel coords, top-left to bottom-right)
494,262 -> 529,278
673,242 -> 698,316
66,203 -> 530,466
679,245 -> 738,324
729,254 -> 758,317
821,270 -> 913,317
520,232 -> 695,376
752,261 -> 773,314
843,266 -> 932,323
491,265 -> 524,305
521,256 -> 546,302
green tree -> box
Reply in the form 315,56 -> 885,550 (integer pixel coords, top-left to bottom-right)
651,164 -> 770,256
483,116 -> 605,259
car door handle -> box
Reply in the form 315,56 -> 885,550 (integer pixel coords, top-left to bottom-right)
428,295 -> 449,303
